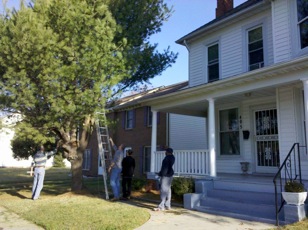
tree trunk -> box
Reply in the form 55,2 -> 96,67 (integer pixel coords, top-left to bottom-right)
70,148 -> 84,191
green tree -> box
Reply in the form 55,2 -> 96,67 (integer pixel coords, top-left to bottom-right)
0,0 -> 177,191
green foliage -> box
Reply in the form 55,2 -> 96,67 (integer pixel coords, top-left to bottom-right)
0,0 -> 177,190
53,154 -> 66,168
285,180 -> 306,192
172,177 -> 195,198
132,178 -> 147,191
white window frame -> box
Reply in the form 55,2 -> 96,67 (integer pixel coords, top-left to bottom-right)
247,26 -> 264,71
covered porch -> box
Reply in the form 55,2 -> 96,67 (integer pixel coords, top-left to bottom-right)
144,57 -> 308,180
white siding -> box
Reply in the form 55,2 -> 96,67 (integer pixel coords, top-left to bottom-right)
272,0 -> 292,62
169,114 -> 206,150
188,9 -> 273,87
189,43 -> 205,87
277,86 -> 297,160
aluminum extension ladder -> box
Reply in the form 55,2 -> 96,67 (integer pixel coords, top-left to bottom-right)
96,116 -> 112,200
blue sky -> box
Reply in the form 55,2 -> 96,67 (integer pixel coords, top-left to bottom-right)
149,0 -> 247,87
1,0 -> 247,88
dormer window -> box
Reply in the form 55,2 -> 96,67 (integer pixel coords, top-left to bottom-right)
208,43 -> 219,82
297,0 -> 308,49
248,26 -> 264,71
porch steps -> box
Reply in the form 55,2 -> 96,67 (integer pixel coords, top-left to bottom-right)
194,179 -> 284,224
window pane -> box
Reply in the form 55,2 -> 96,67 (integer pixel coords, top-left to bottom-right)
249,27 -> 262,43
300,19 -> 308,48
220,108 -> 238,131
297,0 -> 308,21
126,110 -> 133,129
143,147 -> 151,173
208,44 -> 219,82
208,64 -> 219,82
208,44 -> 219,61
220,108 -> 240,155
248,27 -> 264,70
298,0 -> 308,49
220,132 -> 240,155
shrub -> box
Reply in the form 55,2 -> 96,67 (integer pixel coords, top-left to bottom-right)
285,180 -> 306,192
132,178 -> 147,191
172,177 -> 195,199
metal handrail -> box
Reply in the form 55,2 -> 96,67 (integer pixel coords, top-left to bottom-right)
273,143 -> 304,226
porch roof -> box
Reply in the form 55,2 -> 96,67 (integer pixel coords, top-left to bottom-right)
140,55 -> 308,117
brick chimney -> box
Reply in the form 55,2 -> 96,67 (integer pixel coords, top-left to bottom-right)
216,0 -> 234,18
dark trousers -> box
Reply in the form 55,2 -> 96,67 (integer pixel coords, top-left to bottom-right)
122,177 -> 132,198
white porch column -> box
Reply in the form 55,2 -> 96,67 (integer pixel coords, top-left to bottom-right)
208,98 -> 217,177
302,79 -> 308,148
150,110 -> 158,172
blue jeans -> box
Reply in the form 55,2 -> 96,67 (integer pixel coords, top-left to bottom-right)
110,167 -> 121,198
32,167 -> 45,200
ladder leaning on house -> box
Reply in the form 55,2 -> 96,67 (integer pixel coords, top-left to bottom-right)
96,116 -> 113,200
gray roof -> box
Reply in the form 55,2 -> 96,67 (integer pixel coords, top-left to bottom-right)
108,81 -> 188,111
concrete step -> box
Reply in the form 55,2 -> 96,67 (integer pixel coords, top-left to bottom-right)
195,205 -> 281,225
213,180 -> 275,193
206,189 -> 280,205
196,188 -> 284,224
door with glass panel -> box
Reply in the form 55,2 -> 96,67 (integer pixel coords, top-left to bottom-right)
254,109 -> 280,173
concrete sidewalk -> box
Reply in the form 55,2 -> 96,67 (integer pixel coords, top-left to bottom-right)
0,206 -> 43,230
128,199 -> 275,230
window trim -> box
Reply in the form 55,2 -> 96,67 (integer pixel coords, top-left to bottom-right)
247,26 -> 264,71
242,18 -> 268,72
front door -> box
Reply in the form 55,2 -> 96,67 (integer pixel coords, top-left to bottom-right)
254,109 -> 280,173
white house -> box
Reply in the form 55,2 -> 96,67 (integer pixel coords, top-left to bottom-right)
0,113 -> 70,168
142,0 -> 308,225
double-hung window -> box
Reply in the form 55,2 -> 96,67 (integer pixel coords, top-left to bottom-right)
207,43 -> 219,82
125,110 -> 134,129
219,108 -> 240,155
297,0 -> 308,49
248,26 -> 264,71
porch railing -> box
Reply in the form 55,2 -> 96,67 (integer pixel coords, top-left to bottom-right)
273,143 -> 305,226
154,150 -> 209,176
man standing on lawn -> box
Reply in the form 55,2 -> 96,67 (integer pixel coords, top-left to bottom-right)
108,137 -> 124,201
154,148 -> 175,211
31,145 -> 57,200
121,149 -> 135,200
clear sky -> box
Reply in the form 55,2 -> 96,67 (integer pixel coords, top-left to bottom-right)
0,0 -> 247,88
149,0 -> 247,87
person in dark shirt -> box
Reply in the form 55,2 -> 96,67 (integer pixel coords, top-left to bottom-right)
121,149 -> 135,200
153,148 -> 175,211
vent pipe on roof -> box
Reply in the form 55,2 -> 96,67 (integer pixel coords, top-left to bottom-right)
216,0 -> 234,18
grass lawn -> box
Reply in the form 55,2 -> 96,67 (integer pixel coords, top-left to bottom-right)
0,167 -> 150,230
1,168 -> 308,230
